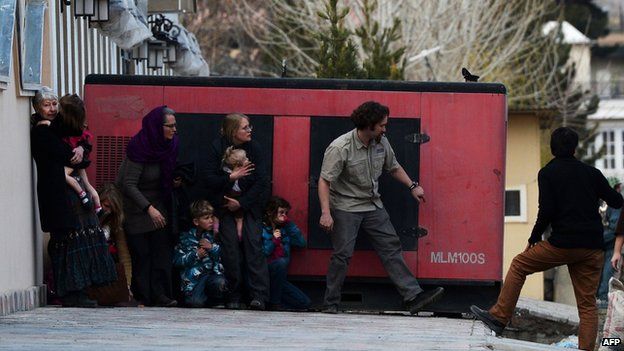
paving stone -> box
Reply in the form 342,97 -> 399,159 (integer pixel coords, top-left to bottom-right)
0,307 -> 572,350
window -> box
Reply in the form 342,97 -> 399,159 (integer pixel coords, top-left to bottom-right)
505,185 -> 527,223
602,131 -> 616,169
19,0 -> 46,90
0,0 -> 17,86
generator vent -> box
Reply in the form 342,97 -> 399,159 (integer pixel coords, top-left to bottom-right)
96,136 -> 131,188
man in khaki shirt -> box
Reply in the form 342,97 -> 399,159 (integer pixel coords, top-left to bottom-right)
318,101 -> 444,314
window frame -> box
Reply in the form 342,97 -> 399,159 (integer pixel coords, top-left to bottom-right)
504,184 -> 527,223
17,0 -> 46,91
0,0 -> 18,88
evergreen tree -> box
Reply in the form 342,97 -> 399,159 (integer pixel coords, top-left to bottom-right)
315,0 -> 366,79
355,0 -> 406,80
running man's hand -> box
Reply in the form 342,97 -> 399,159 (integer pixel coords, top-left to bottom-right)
319,212 -> 334,232
410,185 -> 426,203
524,241 -> 540,252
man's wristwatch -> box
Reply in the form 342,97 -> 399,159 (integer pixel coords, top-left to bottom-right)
409,181 -> 419,190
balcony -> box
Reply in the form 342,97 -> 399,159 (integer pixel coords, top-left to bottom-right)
590,79 -> 624,99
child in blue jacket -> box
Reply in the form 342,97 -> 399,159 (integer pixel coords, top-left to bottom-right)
262,196 -> 311,310
174,200 -> 227,307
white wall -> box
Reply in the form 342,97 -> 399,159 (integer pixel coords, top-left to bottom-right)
570,45 -> 592,91
0,72 -> 37,294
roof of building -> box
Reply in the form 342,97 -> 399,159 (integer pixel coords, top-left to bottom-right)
588,99 -> 624,119
542,21 -> 592,45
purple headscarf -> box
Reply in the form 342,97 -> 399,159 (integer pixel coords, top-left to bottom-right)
126,106 -> 179,196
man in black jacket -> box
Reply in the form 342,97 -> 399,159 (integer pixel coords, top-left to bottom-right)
471,127 -> 623,351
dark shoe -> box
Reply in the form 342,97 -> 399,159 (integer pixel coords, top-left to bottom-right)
155,295 -> 178,307
60,292 -> 79,307
249,299 -> 265,311
62,291 -> 98,308
225,301 -> 243,310
79,192 -> 92,211
267,303 -> 284,311
321,305 -> 338,314
115,298 -> 140,307
470,305 -> 505,335
407,287 -> 444,314
76,292 -> 98,308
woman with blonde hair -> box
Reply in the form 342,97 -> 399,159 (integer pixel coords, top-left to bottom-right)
202,113 -> 270,310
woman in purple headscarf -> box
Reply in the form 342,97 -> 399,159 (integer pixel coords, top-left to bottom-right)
116,106 -> 179,307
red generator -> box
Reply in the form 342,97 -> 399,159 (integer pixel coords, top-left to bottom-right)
85,75 -> 507,313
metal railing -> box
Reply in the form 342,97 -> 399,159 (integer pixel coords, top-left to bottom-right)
590,80 -> 624,99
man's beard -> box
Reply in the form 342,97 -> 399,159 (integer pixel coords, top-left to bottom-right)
375,133 -> 384,143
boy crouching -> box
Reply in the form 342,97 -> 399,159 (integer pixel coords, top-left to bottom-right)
174,200 -> 227,307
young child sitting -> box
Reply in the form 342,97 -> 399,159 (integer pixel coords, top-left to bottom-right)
222,146 -> 249,240
173,200 -> 228,307
38,94 -> 101,213
261,196 -> 311,311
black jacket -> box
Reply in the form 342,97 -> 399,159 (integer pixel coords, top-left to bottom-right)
529,156 -> 623,249
31,123 -> 75,232
201,137 -> 270,219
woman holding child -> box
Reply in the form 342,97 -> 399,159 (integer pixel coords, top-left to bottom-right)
31,88 -> 117,307
116,106 -> 179,307
203,113 -> 270,310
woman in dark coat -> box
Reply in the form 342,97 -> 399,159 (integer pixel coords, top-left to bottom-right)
116,106 -> 179,307
203,113 -> 270,310
31,89 -> 116,307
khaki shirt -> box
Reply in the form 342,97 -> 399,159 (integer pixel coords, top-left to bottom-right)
320,129 -> 400,212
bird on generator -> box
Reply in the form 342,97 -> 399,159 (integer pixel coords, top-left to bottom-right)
462,67 -> 479,82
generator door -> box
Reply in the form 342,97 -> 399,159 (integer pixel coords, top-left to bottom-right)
308,117 -> 421,251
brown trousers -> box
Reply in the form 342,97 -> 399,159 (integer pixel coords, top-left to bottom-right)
489,240 -> 603,351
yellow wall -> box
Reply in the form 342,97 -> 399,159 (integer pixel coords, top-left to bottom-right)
504,113 -> 543,299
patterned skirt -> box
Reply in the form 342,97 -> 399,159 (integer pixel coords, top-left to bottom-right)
48,177 -> 117,297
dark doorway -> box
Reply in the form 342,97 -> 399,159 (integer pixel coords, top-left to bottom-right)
307,117 -> 421,251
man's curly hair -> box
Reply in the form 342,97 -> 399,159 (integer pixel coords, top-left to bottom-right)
350,101 -> 389,130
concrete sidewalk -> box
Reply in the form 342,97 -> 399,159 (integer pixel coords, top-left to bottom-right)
517,297 -> 579,325
0,307 -> 569,351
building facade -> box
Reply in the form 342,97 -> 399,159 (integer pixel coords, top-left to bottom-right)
0,0 -> 199,316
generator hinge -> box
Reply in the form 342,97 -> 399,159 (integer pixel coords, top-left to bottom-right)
404,133 -> 430,144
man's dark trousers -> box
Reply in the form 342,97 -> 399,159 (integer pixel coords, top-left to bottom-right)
324,207 -> 423,307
